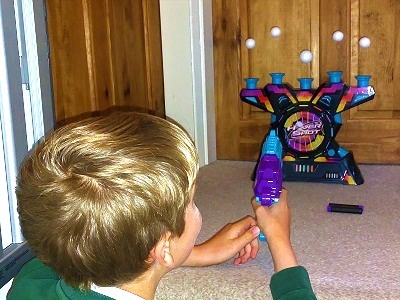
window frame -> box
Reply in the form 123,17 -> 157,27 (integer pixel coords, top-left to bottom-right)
0,0 -> 54,288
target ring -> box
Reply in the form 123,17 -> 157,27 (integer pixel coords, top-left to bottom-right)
278,108 -> 332,156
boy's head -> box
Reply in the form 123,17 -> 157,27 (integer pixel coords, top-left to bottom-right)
17,112 -> 199,289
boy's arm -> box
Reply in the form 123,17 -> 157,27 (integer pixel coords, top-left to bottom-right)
252,191 -> 298,272
252,192 -> 316,299
182,216 -> 260,267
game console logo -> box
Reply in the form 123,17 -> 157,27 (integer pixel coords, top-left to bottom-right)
283,111 -> 325,152
287,120 -> 323,138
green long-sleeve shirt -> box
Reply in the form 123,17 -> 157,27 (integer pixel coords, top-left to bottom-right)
7,258 -> 112,300
270,266 -> 317,300
7,258 -> 316,299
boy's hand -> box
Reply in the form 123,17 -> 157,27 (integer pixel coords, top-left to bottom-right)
251,189 -> 291,244
183,216 -> 260,267
252,189 -> 299,272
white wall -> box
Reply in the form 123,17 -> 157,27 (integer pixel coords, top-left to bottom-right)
160,0 -> 216,166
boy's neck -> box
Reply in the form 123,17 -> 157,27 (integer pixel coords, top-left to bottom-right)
119,282 -> 156,300
119,267 -> 165,300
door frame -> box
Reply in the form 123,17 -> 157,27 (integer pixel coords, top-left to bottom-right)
159,0 -> 216,167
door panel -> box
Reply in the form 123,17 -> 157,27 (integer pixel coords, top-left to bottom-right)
46,0 -> 164,125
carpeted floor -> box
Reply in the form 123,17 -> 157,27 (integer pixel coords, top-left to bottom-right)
155,161 -> 400,300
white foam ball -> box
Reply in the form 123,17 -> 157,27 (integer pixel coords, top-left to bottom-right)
332,30 -> 344,42
245,38 -> 256,49
270,26 -> 281,37
359,36 -> 371,48
300,50 -> 313,64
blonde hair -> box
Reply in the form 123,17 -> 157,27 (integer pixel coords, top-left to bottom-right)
17,112 -> 199,289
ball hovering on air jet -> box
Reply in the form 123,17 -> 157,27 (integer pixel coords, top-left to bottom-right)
300,50 -> 313,64
359,36 -> 371,48
245,38 -> 256,49
332,30 -> 344,42
270,26 -> 281,37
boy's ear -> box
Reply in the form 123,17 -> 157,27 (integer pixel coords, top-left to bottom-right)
147,232 -> 174,268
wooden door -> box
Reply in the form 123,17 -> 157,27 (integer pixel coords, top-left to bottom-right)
45,0 -> 164,125
213,0 -> 400,163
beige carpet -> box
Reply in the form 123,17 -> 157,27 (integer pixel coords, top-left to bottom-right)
155,161 -> 400,300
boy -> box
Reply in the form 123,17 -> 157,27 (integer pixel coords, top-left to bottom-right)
8,112 -> 315,299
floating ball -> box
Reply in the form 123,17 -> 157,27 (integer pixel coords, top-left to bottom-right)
300,50 -> 313,64
359,36 -> 371,48
245,38 -> 256,49
270,26 -> 281,37
332,30 -> 344,42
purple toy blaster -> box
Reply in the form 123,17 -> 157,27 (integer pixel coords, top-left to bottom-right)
253,130 -> 283,241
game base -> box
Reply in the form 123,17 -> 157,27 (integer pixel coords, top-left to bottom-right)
282,151 -> 364,185
252,151 -> 364,185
